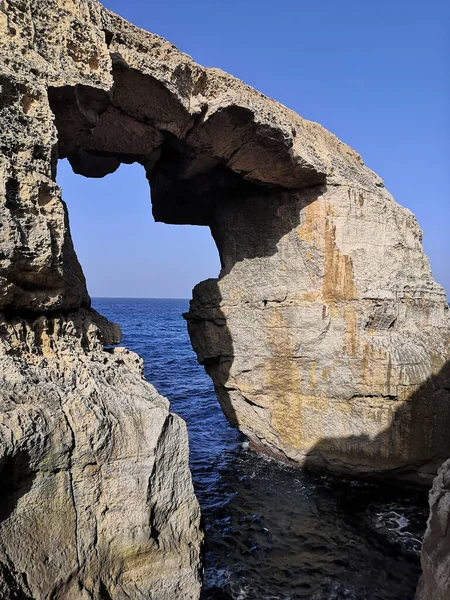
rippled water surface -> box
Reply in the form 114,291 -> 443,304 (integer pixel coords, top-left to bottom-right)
93,298 -> 428,600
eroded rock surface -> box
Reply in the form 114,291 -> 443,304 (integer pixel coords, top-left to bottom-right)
0,0 -> 449,597
416,459 -> 450,600
1,0 -> 448,484
186,185 -> 450,483
0,312 -> 202,599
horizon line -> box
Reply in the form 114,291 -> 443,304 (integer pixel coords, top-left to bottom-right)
91,296 -> 190,300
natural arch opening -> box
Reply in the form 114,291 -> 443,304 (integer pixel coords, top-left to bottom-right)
57,159 -> 220,299
46,72 -> 325,448
46,67 -> 450,483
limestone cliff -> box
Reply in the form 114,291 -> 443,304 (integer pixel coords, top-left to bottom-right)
1,0 -> 449,598
1,0 -> 448,482
186,186 -> 450,483
0,311 -> 202,599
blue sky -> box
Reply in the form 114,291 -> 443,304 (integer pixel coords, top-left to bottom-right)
59,0 -> 449,298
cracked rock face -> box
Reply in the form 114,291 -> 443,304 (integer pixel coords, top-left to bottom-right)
1,0 -> 450,597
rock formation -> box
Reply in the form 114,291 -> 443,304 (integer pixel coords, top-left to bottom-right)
186,189 -> 449,483
0,311 -> 202,599
1,1 -> 206,597
0,0 -> 449,597
416,458 -> 450,600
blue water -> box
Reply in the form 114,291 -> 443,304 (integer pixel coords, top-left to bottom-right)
93,298 -> 428,600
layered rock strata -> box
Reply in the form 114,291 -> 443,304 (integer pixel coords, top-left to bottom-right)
0,0 -> 449,597
186,185 -> 450,483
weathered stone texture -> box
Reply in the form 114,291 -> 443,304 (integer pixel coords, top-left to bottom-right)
0,312 -> 202,599
187,185 -> 450,482
1,3 -> 208,596
416,459 -> 450,600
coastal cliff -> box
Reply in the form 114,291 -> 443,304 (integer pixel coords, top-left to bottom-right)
186,188 -> 449,482
0,0 -> 449,597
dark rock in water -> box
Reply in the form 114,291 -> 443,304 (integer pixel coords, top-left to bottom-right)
416,458 -> 450,600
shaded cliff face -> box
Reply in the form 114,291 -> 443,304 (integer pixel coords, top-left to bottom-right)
415,458 -> 450,600
0,0 -> 449,597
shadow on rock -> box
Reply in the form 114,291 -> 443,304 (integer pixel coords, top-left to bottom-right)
302,360 -> 450,485
0,449 -> 36,523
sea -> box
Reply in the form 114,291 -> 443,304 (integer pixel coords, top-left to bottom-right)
93,297 -> 429,600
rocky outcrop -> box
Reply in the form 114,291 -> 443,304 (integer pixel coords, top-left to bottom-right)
186,186 -> 450,484
1,0 -> 449,597
0,0 -> 212,596
0,311 -> 202,599
416,459 -> 450,600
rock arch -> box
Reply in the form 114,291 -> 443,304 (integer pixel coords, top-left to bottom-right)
0,0 -> 449,598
